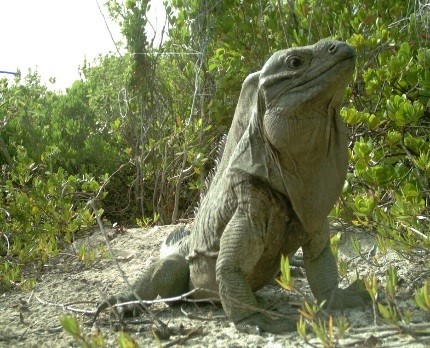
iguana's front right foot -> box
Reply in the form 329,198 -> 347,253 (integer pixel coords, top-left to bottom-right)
235,313 -> 297,334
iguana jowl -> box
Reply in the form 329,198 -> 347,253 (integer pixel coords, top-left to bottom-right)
95,40 -> 369,333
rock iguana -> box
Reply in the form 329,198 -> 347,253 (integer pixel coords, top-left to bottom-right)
95,39 -> 370,333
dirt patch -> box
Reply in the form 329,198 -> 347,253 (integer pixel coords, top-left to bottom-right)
1,224 -> 429,347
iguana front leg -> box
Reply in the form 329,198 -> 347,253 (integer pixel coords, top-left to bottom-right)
303,222 -> 370,309
215,209 -> 296,333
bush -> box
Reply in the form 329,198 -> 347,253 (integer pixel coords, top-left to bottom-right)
0,0 -> 428,290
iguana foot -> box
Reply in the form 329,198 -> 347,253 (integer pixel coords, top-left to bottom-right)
323,279 -> 371,309
235,313 -> 296,334
93,294 -> 144,325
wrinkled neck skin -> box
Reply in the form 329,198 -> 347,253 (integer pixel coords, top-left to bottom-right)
229,95 -> 348,235
228,107 -> 287,196
270,98 -> 349,234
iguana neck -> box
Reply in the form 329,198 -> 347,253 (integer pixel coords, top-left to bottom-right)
227,106 -> 348,235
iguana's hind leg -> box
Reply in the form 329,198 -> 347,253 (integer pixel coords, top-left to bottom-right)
94,253 -> 189,320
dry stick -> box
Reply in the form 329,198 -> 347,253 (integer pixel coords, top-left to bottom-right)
401,223 -> 429,241
275,0 -> 289,46
26,289 -> 35,304
104,288 -> 218,307
89,200 -> 167,330
95,0 -> 122,57
171,154 -> 190,223
17,328 -> 29,342
35,296 -> 95,315
38,285 -> 283,322
93,161 -> 132,201
180,305 -> 225,321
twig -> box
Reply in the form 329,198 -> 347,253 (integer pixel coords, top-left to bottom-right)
103,287 -> 219,307
180,305 -> 225,321
1,231 -> 10,253
86,318 -> 153,328
17,328 -> 29,342
35,296 -> 95,315
26,289 -> 35,305
92,161 -> 132,201
403,224 -> 429,241
95,0 -> 122,57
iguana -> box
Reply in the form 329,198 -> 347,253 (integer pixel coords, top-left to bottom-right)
95,39 -> 370,333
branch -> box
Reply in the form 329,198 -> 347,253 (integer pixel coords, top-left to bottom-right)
95,0 -> 122,57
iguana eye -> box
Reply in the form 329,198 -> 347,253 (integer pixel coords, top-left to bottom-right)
285,56 -> 304,69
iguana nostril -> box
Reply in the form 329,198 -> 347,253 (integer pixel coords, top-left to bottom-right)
328,43 -> 337,54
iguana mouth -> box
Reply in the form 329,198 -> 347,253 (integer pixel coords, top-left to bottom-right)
295,54 -> 355,91
266,53 -> 355,107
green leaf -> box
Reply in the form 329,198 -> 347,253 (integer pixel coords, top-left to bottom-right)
377,303 -> 391,319
118,331 -> 139,348
276,255 -> 294,291
60,315 -> 81,339
399,41 -> 410,55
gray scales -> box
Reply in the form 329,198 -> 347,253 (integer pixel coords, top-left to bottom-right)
94,39 -> 370,333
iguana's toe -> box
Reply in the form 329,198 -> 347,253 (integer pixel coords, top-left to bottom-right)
235,313 -> 296,334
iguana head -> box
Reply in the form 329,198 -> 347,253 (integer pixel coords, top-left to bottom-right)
228,40 -> 355,234
259,40 -> 355,156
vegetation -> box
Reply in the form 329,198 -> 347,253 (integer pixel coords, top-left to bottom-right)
1,0 -> 429,342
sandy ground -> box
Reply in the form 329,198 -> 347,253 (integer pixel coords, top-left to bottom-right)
1,223 -> 429,347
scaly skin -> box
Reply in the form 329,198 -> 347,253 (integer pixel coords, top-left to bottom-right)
95,40 -> 370,333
